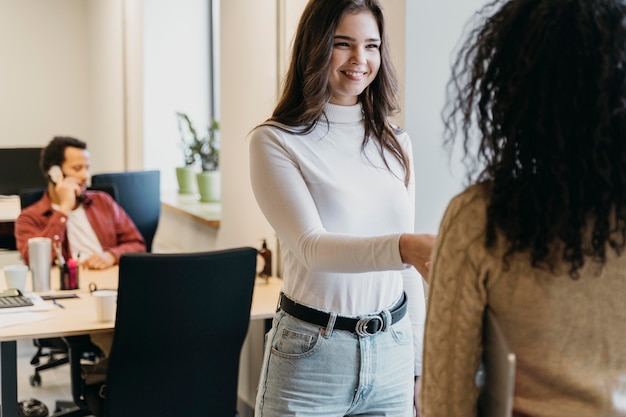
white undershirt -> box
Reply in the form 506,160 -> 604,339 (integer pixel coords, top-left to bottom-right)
52,203 -> 103,260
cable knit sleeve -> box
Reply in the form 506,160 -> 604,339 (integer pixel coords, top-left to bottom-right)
420,185 -> 489,417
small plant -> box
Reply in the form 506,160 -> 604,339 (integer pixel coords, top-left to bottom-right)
176,112 -> 220,171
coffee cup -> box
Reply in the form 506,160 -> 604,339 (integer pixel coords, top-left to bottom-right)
3,264 -> 28,292
92,290 -> 118,322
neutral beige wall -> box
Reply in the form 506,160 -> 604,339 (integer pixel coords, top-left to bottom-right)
218,1 -> 278,407
123,0 -> 145,170
214,0 -> 278,253
85,0 -> 126,173
0,0 -> 90,147
384,0 -> 406,127
0,0 -> 128,175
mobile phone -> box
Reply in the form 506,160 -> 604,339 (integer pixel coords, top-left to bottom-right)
48,165 -> 63,184
48,165 -> 85,202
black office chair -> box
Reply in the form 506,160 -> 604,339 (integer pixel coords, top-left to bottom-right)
98,247 -> 257,417
18,188 -> 45,211
18,186 -> 116,387
90,170 -> 161,252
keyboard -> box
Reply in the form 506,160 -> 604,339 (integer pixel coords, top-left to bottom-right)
0,289 -> 34,308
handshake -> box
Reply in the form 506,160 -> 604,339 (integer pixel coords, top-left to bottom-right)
400,233 -> 437,281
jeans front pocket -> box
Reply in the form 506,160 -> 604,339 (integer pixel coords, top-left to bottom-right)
271,313 -> 324,359
390,315 -> 412,346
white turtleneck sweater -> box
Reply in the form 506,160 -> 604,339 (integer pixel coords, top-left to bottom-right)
249,103 -> 425,375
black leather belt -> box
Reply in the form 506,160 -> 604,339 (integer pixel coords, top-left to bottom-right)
278,292 -> 407,337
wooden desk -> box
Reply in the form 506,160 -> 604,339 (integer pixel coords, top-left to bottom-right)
0,266 -> 282,417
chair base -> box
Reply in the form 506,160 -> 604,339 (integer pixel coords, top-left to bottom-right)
30,346 -> 70,386
51,400 -> 92,417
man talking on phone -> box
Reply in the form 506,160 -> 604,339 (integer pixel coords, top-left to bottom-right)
15,136 -> 146,270
14,136 -> 145,417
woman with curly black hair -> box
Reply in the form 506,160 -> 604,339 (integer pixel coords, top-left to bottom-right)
420,0 -> 626,415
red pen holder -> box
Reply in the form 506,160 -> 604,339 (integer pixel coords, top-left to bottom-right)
60,258 -> 79,290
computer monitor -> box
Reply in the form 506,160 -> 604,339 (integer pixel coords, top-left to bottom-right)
0,148 -> 46,195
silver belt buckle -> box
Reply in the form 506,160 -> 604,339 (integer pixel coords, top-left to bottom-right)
355,315 -> 384,337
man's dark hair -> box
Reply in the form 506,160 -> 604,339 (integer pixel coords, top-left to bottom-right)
40,136 -> 87,178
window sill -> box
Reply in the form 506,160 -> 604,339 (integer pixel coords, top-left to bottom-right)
160,192 -> 221,229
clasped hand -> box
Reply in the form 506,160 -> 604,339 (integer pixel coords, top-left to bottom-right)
399,233 -> 436,281
80,251 -> 116,270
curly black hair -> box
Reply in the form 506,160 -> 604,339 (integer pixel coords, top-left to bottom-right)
444,0 -> 626,277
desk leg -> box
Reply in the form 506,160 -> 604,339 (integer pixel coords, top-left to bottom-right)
0,341 -> 18,417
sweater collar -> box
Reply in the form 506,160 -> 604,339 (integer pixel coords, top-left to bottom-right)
324,102 -> 364,124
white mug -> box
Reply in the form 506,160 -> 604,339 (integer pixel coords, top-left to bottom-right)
92,290 -> 118,322
3,264 -> 28,292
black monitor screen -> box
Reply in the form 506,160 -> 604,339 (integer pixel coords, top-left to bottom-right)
0,147 -> 46,195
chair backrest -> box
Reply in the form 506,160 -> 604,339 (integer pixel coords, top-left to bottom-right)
19,186 -> 117,210
104,247 -> 257,417
477,309 -> 516,417
90,170 -> 160,252
19,188 -> 46,210
88,184 -> 117,201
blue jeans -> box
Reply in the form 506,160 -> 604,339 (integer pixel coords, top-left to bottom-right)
255,308 -> 414,416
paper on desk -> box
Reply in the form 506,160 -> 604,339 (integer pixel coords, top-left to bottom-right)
0,294 -> 54,328
0,311 -> 52,328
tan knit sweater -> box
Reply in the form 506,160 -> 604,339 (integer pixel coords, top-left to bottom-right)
420,184 -> 626,417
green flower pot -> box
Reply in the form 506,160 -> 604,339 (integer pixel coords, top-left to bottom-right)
176,166 -> 198,195
196,170 -> 221,202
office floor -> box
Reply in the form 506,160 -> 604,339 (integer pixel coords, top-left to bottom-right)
15,338 -> 254,417
15,338 -> 92,416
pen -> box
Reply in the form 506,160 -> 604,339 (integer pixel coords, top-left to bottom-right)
52,299 -> 65,309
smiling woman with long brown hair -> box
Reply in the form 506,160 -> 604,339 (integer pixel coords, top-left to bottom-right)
249,0 -> 435,415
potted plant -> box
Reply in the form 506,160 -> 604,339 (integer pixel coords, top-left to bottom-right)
176,112 -> 221,202
175,112 -> 200,195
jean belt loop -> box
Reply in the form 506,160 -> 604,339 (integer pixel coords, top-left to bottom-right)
381,309 -> 392,332
275,293 -> 283,313
323,312 -> 337,338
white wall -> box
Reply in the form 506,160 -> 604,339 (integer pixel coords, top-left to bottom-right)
142,0 -> 211,192
0,0 -> 90,146
0,0 -> 127,174
215,0 -> 278,252
86,0 -> 126,173
404,0 -> 488,234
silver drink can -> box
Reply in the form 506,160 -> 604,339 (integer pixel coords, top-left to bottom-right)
28,237 -> 52,292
